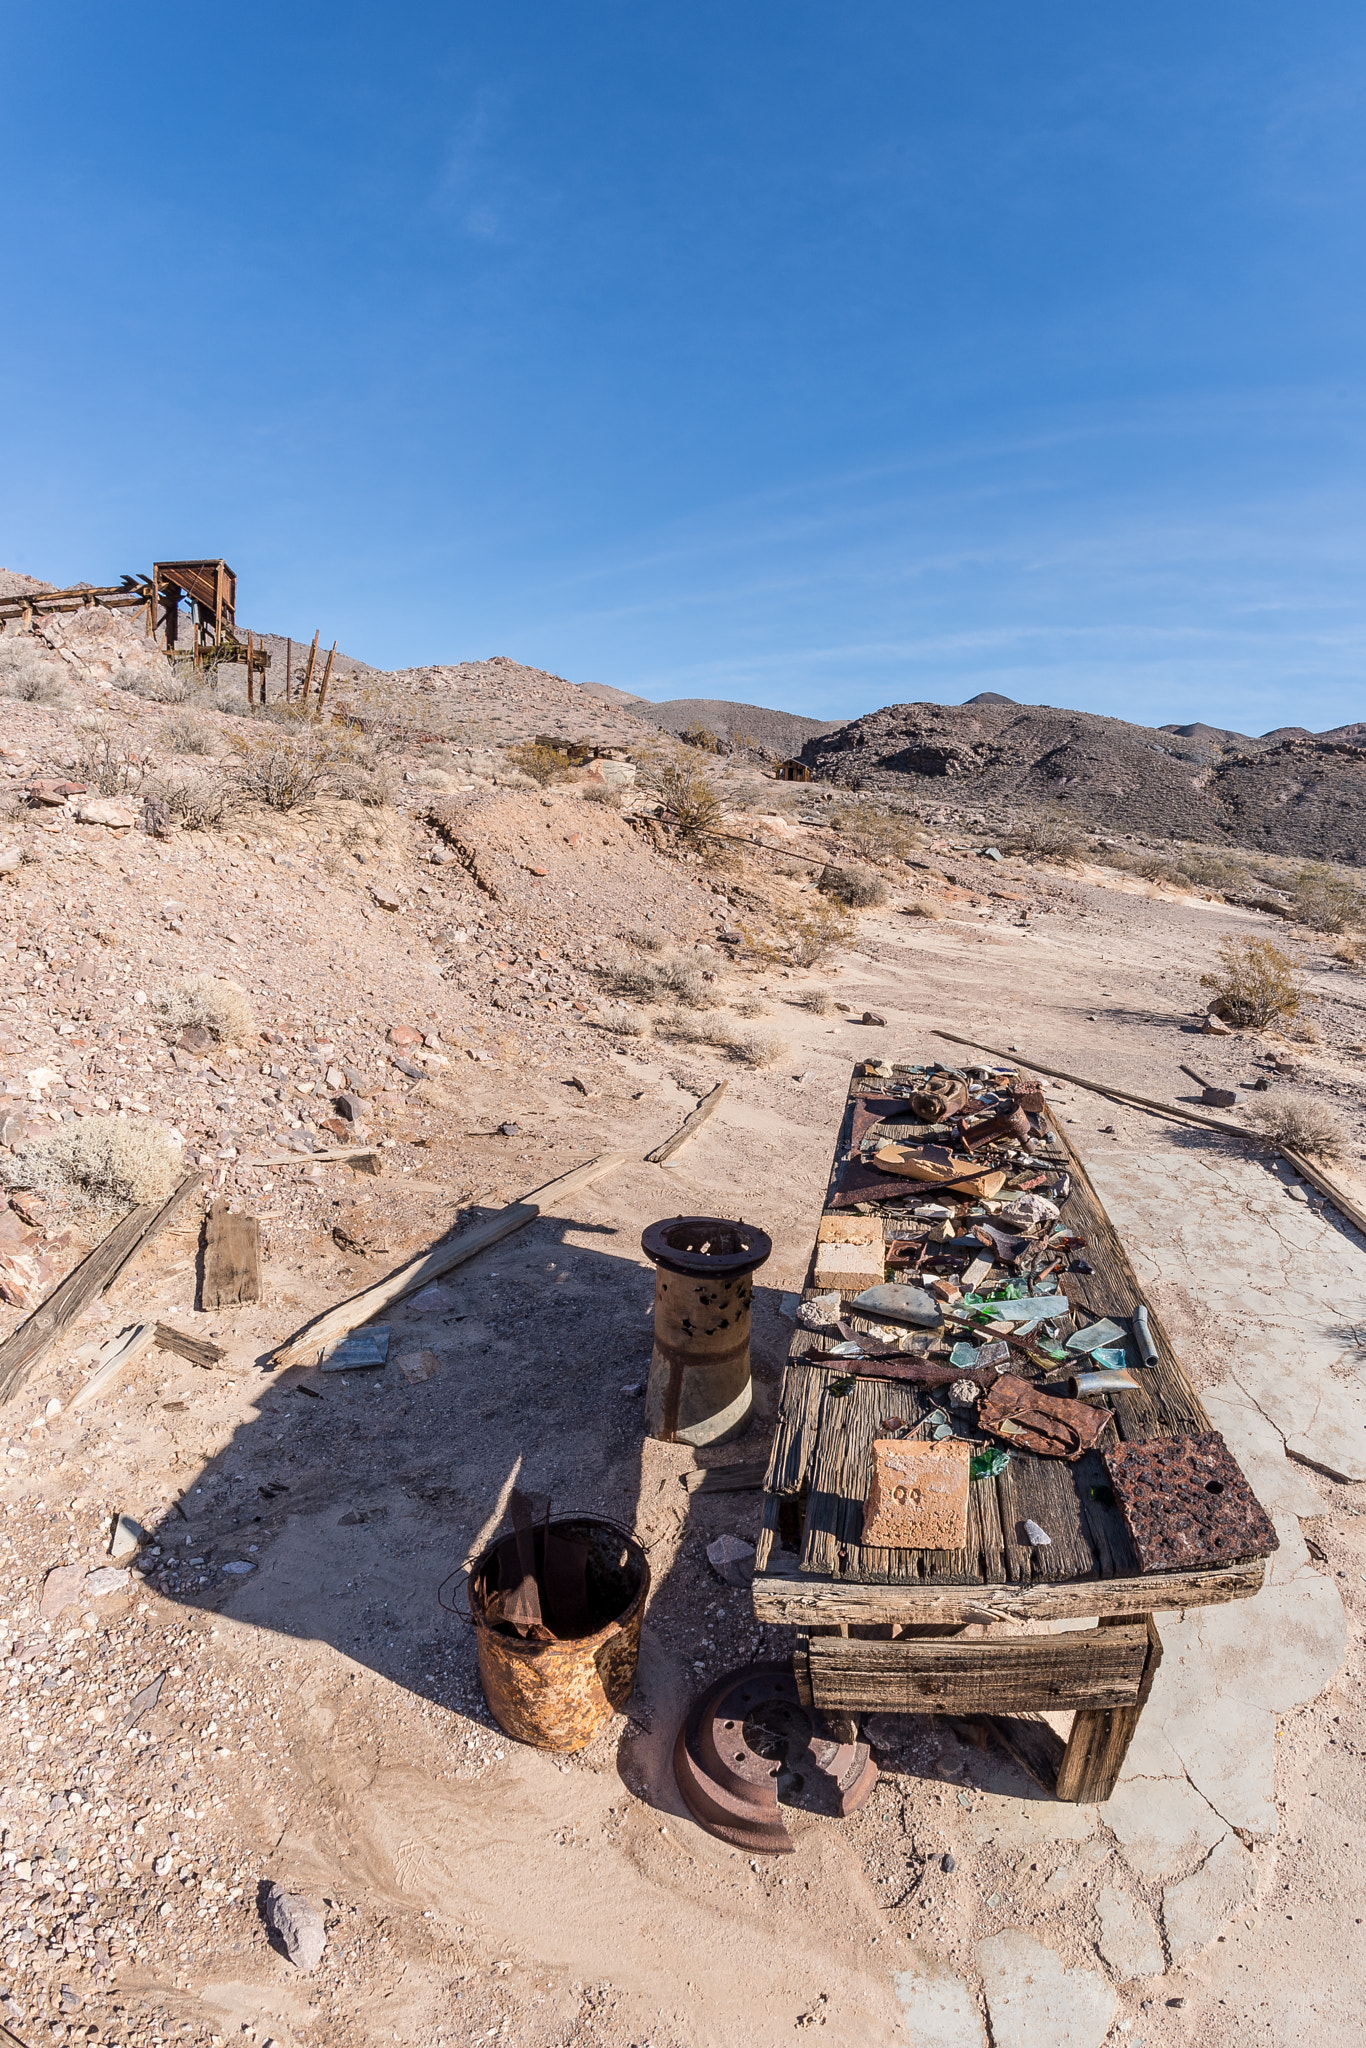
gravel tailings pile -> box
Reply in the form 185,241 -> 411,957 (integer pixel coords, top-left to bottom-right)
801,698 -> 1366,862
622,695 -> 840,755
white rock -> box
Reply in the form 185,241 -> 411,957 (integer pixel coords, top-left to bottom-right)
73,799 -> 138,829
977,1931 -> 1115,2048
109,1514 -> 146,1561
1163,1833 -> 1258,1964
1095,1885 -> 1164,1979
893,1960 -> 987,2046
706,1535 -> 755,1587
83,1567 -> 131,1598
264,1884 -> 326,1970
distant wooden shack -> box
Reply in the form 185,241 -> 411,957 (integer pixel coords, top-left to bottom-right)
774,758 -> 813,782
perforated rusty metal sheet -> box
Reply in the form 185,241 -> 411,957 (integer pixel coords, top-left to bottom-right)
1103,1430 -> 1279,1572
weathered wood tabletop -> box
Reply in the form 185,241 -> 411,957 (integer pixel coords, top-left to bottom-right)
750,1052 -> 1275,1799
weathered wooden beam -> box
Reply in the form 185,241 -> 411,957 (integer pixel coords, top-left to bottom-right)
748,1553 -> 1265,1627
0,1173 -> 201,1409
200,1200 -> 261,1310
1055,1614 -> 1163,1802
646,1080 -> 728,1164
806,1623 -> 1150,1716
271,1153 -> 625,1368
69,1323 -> 157,1413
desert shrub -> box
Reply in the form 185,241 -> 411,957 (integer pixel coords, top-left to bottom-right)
601,952 -> 719,1008
1200,938 -> 1302,1030
1293,864 -> 1364,934
1171,847 -> 1248,894
1,1116 -> 182,1210
1245,1095 -> 1344,1161
904,899 -> 945,920
728,1028 -> 787,1068
76,732 -> 149,798
157,775 -> 232,832
827,801 -> 917,864
595,1005 -> 652,1038
654,1010 -> 736,1050
793,988 -> 834,1013
679,722 -> 724,753
646,758 -> 724,842
326,758 -> 392,807
582,783 -> 620,807
744,901 -> 853,968
154,973 -> 256,1045
1333,937 -> 1361,966
1008,807 -> 1084,864
0,638 -> 70,706
230,732 -> 326,811
818,863 -> 888,909
507,741 -> 572,787
731,992 -> 769,1018
624,927 -> 666,953
1132,853 -> 1180,886
120,662 -> 187,703
160,710 -> 216,755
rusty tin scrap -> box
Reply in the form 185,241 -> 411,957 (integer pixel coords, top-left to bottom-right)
1103,1431 -> 1279,1573
978,1373 -> 1114,1460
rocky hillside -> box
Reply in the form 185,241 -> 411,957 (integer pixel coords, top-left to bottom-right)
800,698 -> 1366,863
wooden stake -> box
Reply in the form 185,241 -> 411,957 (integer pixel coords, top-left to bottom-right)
246,631 -> 255,706
300,630 -> 319,707
285,635 -> 292,703
315,640 -> 337,719
271,1153 -> 625,1368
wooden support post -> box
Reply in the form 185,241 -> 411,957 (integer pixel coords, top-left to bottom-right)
1054,1614 -> 1163,1803
246,631 -> 255,706
300,630 -> 319,707
285,635 -> 292,702
315,641 -> 337,718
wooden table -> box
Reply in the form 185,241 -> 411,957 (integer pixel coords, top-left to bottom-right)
751,1056 -> 1271,1803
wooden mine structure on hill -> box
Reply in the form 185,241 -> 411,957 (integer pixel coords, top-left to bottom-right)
0,558 -> 269,688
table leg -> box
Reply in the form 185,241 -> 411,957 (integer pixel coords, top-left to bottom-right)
1055,1614 -> 1162,1803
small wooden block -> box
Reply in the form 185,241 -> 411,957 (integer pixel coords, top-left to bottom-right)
201,1199 -> 261,1310
862,1437 -> 970,1550
816,1215 -> 883,1245
813,1240 -> 886,1293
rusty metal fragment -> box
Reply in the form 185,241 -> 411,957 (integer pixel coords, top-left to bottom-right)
978,1373 -> 1114,1460
1103,1431 -> 1279,1572
674,1663 -> 877,1855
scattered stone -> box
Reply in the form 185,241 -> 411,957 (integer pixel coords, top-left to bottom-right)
264,1883 -> 327,1971
408,1283 -> 456,1311
109,1513 -> 146,1561
73,798 -> 139,828
178,1024 -> 214,1053
40,1562 -> 88,1619
1202,1015 -> 1234,1036
83,1567 -> 132,1598
395,1348 -> 441,1384
706,1534 -> 756,1587
861,1010 -> 887,1026
387,1025 -> 422,1049
370,886 -> 401,911
222,1560 -> 256,1575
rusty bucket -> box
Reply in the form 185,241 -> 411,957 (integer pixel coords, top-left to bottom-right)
468,1516 -> 650,1752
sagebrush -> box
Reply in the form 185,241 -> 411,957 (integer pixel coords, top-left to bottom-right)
1,1117 -> 182,1210
818,864 -> 888,909
1246,1096 -> 1344,1162
154,973 -> 256,1044
1200,938 -> 1302,1030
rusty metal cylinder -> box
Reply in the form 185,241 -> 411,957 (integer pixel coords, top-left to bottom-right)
468,1517 -> 650,1753
641,1216 -> 773,1446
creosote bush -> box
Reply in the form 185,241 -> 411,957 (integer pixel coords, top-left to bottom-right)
818,864 -> 888,909
1008,807 -> 1084,865
1246,1096 -> 1344,1162
156,775 -> 232,832
744,901 -> 853,969
646,757 -> 724,842
827,801 -> 918,865
1293,864 -> 1364,935
1,1117 -> 182,1211
792,988 -> 834,1014
506,741 -> 572,787
154,973 -> 256,1045
727,1028 -> 787,1068
1199,938 -> 1303,1030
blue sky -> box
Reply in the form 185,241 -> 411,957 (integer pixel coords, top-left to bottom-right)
2,4 -> 1364,733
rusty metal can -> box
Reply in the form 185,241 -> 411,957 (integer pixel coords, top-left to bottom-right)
468,1517 -> 650,1753
641,1216 -> 773,1446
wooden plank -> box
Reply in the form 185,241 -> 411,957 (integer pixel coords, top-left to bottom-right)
0,1172 -> 201,1409
997,1445 -> 1100,1585
645,1080 -> 728,1164
682,1460 -> 766,1494
271,1153 -> 625,1367
749,1553 -> 1265,1626
69,1323 -> 158,1412
807,1623 -> 1150,1716
763,1361 -> 832,1495
201,1200 -> 261,1309
1055,1615 -> 1164,1803
153,1323 -> 225,1369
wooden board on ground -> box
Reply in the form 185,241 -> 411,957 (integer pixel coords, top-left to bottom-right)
201,1200 -> 261,1309
0,1173 -> 202,1409
646,1081 -> 728,1165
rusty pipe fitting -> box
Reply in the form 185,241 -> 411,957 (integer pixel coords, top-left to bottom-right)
641,1216 -> 772,1446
